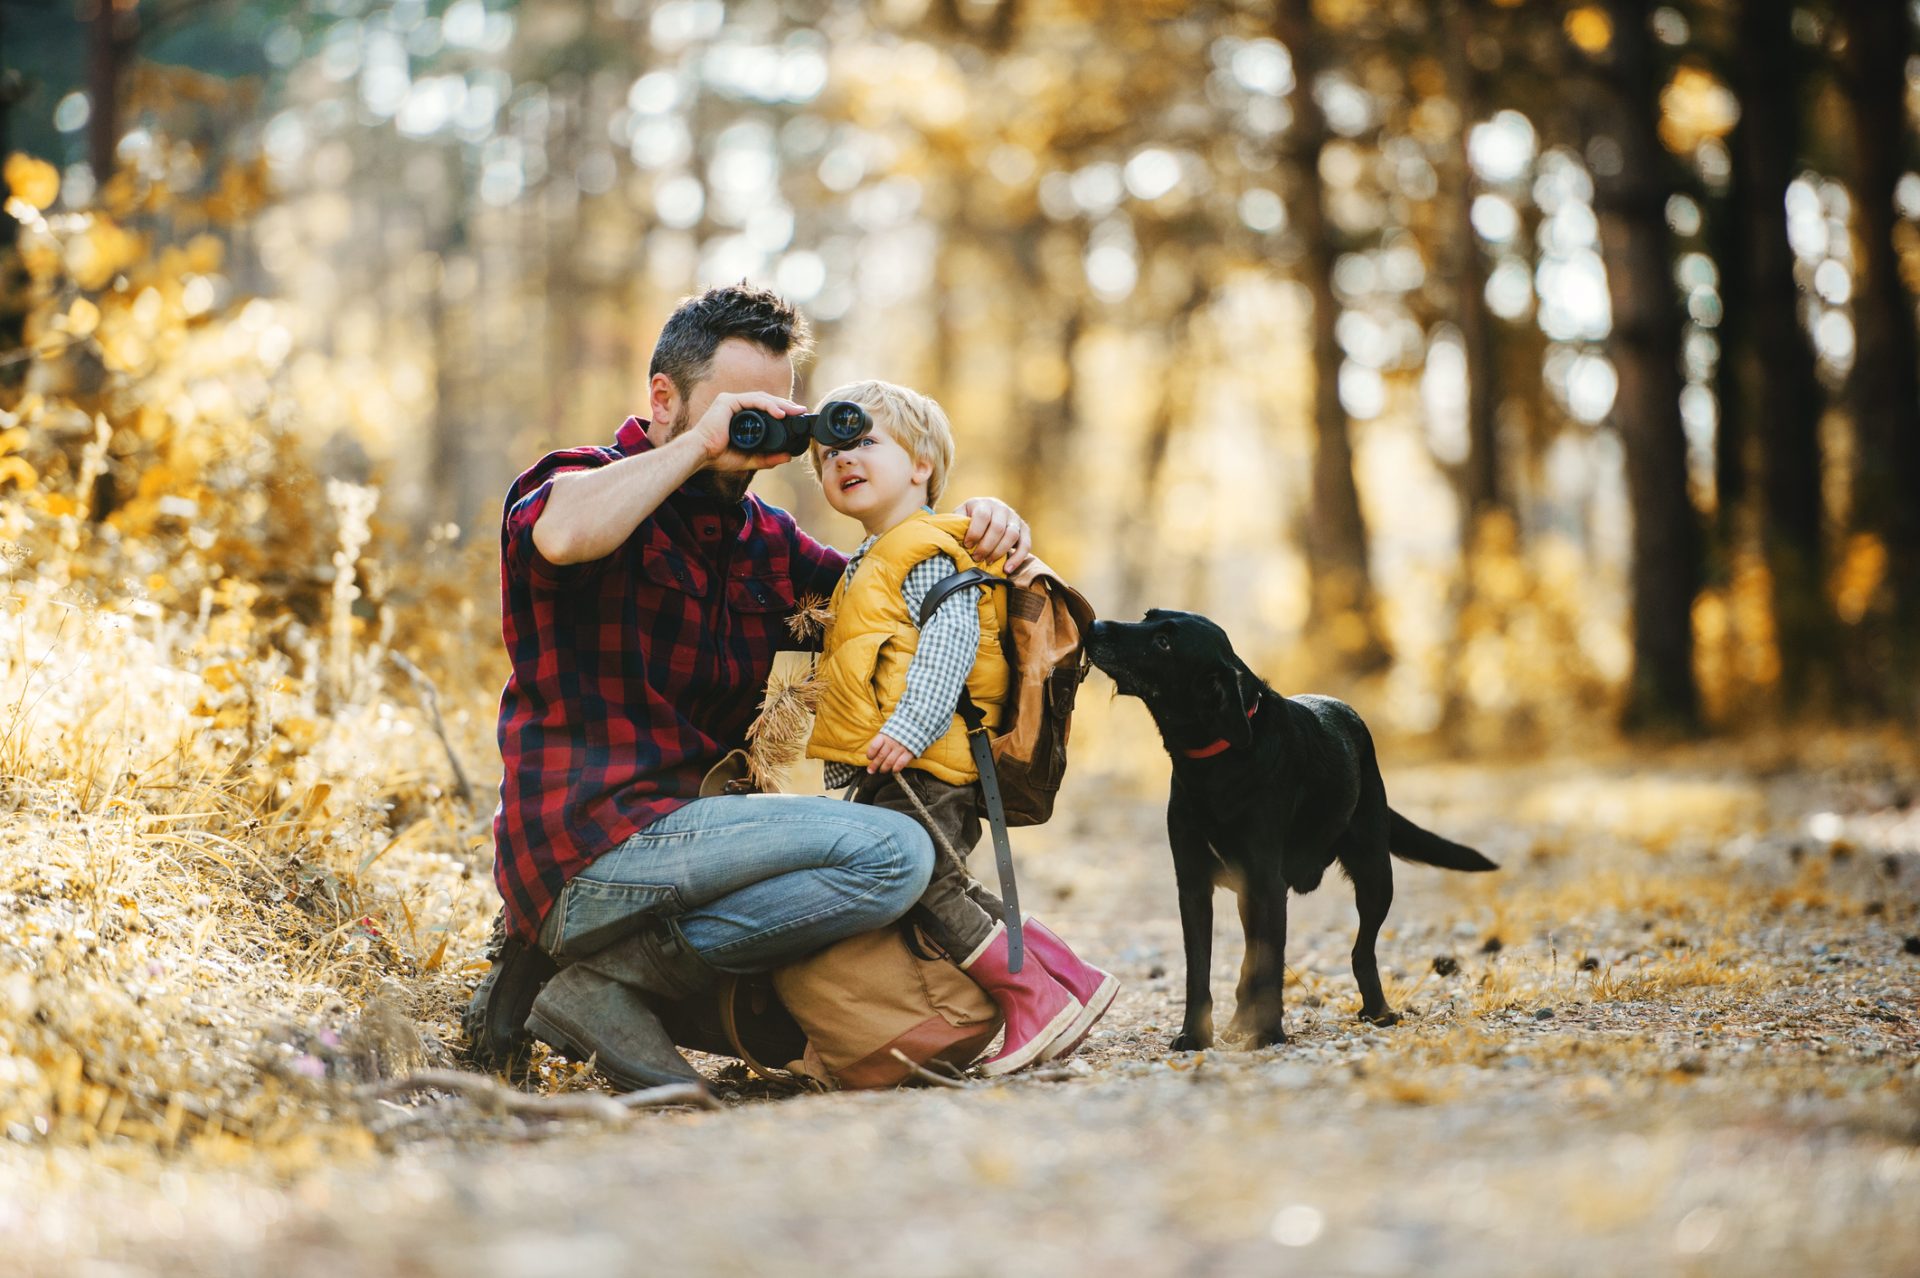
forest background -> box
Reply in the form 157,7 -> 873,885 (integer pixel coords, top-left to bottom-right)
13,0 -> 1920,744
0,1 -> 1917,1274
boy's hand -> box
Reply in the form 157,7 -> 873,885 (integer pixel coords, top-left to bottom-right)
953,497 -> 1032,575
865,732 -> 915,774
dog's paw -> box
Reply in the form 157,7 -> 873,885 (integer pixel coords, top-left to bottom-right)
1361,1010 -> 1402,1028
1170,1030 -> 1212,1053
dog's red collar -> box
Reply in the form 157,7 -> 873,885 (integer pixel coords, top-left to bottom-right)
1180,701 -> 1259,759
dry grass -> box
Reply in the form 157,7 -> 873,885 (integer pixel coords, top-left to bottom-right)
1584,943 -> 1768,1002
0,501 -> 498,1171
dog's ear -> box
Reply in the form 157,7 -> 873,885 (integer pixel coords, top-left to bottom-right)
1211,665 -> 1254,748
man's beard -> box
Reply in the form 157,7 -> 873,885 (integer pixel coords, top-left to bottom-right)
664,404 -> 752,504
693,467 -> 752,505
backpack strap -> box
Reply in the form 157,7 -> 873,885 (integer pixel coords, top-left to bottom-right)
965,721 -> 1025,972
919,566 -> 1025,972
917,567 -> 1006,733
718,975 -> 793,1087
916,566 -> 1004,629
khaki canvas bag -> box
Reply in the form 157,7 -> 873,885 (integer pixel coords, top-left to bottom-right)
721,927 -> 1000,1089
703,748 -> 1001,1088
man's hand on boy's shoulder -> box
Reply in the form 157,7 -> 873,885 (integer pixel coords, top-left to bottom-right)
1008,552 -> 1056,590
952,497 -> 1032,575
865,732 -> 915,774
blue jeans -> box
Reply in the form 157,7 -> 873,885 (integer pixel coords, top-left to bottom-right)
537,795 -> 935,974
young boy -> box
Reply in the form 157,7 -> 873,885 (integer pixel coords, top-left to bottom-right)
804,379 -> 1118,1075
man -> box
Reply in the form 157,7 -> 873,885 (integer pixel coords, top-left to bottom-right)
466,285 -> 1032,1090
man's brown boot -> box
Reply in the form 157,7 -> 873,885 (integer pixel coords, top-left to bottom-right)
525,920 -> 719,1091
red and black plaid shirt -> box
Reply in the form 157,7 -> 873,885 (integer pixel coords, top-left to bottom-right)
491,417 -> 847,941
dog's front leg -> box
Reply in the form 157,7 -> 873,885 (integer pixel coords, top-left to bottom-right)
1243,872 -> 1291,1047
1168,800 -> 1215,1051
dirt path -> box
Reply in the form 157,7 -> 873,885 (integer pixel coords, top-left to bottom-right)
6,753 -> 1918,1277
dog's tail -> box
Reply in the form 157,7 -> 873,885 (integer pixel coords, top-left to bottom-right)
1388,809 -> 1498,872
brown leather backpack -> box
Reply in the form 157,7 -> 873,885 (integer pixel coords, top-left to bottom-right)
916,560 -> 1094,827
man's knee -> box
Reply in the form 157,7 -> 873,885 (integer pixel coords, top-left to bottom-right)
843,806 -> 934,913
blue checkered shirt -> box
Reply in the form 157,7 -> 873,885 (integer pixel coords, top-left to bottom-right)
821,531 -> 981,790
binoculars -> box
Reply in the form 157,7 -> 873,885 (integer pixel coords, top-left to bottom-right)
728,400 -> 872,455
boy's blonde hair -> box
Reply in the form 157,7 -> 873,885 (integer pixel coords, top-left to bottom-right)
810,379 -> 956,506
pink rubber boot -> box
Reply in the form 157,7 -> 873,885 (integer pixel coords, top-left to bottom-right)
961,921 -> 1084,1076
1023,916 -> 1121,1058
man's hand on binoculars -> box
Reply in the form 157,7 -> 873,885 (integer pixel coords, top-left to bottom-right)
692,391 -> 808,471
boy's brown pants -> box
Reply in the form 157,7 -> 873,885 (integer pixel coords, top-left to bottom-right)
850,770 -> 1003,959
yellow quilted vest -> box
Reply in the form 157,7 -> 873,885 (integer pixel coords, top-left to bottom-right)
807,512 -> 1010,785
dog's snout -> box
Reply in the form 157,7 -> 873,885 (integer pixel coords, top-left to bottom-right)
1086,619 -> 1130,679
1086,621 -> 1112,671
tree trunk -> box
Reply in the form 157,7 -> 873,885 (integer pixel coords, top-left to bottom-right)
1731,0 -> 1829,712
1706,10 -> 1747,569
1594,0 -> 1701,732
0,12 -> 32,370
1274,0 -> 1390,672
1119,279 -> 1210,614
426,273 -> 475,536
1708,178 -> 1748,568
1001,215 -> 1082,538
1,2 -> 20,312
86,0 -> 136,183
1019,307 -> 1080,533
1839,0 -> 1920,709
932,0 -> 1021,49
1432,0 -> 1510,737
0,24 -> 16,257
1445,0 -> 1503,527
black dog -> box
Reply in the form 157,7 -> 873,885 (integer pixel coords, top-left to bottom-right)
1087,609 -> 1497,1049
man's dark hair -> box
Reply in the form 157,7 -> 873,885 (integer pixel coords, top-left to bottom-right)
649,284 -> 812,400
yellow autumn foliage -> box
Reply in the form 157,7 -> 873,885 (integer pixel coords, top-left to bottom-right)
1658,65 -> 1741,155
4,152 -> 60,211
0,149 -> 504,1168
1564,6 -> 1612,55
